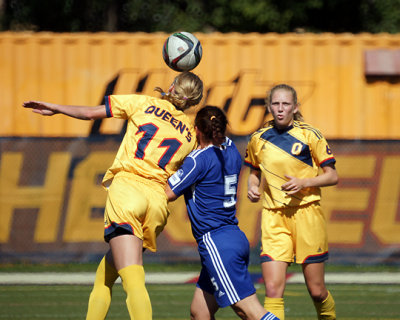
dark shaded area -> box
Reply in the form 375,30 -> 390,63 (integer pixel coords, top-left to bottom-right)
1,0 -> 400,34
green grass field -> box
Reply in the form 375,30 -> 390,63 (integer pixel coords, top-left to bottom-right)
1,263 -> 400,319
1,282 -> 400,319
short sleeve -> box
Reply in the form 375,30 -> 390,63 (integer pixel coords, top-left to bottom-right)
168,153 -> 206,197
244,136 -> 260,171
309,130 -> 336,167
104,94 -> 147,119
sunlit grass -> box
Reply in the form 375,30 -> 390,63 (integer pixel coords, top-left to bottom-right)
1,283 -> 399,319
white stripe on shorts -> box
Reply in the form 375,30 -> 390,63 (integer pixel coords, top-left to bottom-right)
203,232 -> 240,305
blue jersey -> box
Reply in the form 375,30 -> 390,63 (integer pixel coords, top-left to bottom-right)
168,137 -> 242,241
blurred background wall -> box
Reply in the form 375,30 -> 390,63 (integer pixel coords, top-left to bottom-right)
2,32 -> 400,139
1,32 -> 399,265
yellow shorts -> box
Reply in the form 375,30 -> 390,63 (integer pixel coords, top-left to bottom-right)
104,172 -> 169,252
260,202 -> 329,264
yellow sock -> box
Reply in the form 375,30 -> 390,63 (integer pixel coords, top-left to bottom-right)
119,264 -> 152,320
264,297 -> 285,320
314,291 -> 336,319
86,256 -> 119,320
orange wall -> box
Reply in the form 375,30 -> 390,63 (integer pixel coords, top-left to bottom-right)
1,137 -> 399,265
1,32 -> 400,139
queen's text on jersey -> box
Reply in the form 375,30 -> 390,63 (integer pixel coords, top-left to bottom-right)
145,106 -> 193,142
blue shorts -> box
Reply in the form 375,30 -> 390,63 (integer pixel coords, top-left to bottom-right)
196,225 -> 256,308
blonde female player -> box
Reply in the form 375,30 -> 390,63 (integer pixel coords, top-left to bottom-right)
23,71 -> 204,320
244,84 -> 338,320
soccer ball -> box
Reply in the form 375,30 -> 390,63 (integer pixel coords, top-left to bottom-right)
162,32 -> 202,72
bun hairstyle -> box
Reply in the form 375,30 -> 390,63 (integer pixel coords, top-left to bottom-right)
154,71 -> 203,111
265,83 -> 304,121
195,105 -> 228,145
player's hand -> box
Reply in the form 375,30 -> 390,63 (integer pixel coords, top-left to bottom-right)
23,101 -> 58,116
247,186 -> 261,202
281,175 -> 305,195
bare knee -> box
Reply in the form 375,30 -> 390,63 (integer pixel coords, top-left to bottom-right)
265,279 -> 285,298
189,309 -> 198,320
190,307 -> 215,320
308,286 -> 328,302
302,262 -> 329,302
262,261 -> 288,298
231,293 -> 269,320
190,288 -> 218,320
230,304 -> 246,319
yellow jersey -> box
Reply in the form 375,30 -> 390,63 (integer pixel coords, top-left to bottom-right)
102,94 -> 196,188
244,120 -> 336,209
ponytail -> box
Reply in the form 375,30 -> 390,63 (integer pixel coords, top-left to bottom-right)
155,71 -> 203,111
195,106 -> 227,145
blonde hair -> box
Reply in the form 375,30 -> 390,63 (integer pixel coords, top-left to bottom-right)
154,71 -> 203,111
265,83 -> 304,121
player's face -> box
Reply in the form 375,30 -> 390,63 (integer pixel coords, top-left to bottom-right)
268,89 -> 298,129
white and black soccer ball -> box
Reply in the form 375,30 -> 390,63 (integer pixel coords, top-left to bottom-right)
162,32 -> 202,72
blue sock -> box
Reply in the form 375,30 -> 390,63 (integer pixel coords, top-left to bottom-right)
261,311 -> 280,320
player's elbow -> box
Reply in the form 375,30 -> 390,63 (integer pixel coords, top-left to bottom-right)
324,164 -> 339,186
84,105 -> 107,120
86,111 -> 103,120
329,172 -> 339,186
86,113 -> 98,120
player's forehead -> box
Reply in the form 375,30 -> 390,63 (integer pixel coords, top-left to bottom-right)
271,89 -> 294,104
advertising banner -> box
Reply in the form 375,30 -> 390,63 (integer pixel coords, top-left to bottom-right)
1,137 -> 399,265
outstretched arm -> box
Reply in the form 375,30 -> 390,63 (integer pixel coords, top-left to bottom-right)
281,164 -> 338,195
23,101 -> 107,120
